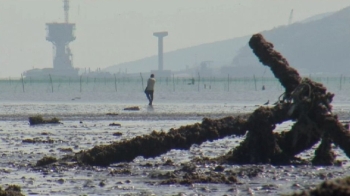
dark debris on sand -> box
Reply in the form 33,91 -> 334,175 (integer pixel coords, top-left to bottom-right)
123,106 -> 140,111
29,115 -> 61,125
0,185 -> 24,196
288,176 -> 350,196
36,156 -> 57,167
22,138 -> 55,143
150,162 -> 238,185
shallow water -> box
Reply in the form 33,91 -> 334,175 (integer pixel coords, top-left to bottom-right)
1,79 -> 350,195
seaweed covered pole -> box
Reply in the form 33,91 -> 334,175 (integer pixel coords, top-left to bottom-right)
218,34 -> 308,164
77,116 -> 248,166
217,33 -> 350,165
249,34 -> 301,97
243,33 -> 350,164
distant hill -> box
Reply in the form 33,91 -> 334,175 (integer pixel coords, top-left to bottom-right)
104,35 -> 249,74
231,7 -> 350,76
105,7 -> 350,77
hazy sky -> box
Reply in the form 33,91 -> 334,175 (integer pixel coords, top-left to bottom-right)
0,0 -> 350,77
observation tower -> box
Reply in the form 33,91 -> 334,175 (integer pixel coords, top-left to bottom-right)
45,0 -> 77,75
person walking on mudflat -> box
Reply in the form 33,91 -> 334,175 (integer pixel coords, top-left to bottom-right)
145,74 -> 156,105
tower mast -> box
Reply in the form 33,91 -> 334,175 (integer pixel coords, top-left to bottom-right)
63,0 -> 69,23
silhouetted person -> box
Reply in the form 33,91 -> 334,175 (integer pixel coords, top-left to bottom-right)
145,74 -> 156,105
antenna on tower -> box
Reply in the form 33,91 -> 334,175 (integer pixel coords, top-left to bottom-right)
288,9 -> 293,25
63,0 -> 69,23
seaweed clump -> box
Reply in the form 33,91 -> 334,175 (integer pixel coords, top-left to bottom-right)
22,138 -> 55,143
29,115 -> 60,125
289,176 -> 350,196
0,185 -> 24,196
36,156 -> 57,167
123,106 -> 140,111
150,163 -> 238,185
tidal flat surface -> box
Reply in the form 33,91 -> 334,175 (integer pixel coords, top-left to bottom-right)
0,103 -> 350,195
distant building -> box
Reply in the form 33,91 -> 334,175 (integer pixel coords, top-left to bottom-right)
24,0 -> 79,78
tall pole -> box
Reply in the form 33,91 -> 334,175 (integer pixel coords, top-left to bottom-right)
153,32 -> 168,72
158,38 -> 163,71
21,74 -> 25,93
